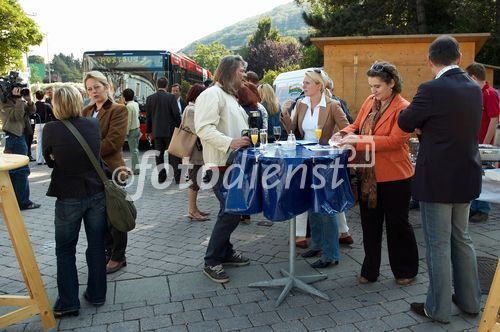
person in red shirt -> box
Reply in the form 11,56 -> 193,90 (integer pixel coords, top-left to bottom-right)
466,62 -> 500,222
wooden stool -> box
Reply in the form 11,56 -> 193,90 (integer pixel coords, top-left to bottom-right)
479,258 -> 500,332
0,154 -> 56,331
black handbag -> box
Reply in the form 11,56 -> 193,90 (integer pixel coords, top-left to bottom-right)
61,120 -> 137,232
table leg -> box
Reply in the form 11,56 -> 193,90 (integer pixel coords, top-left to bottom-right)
248,217 -> 330,306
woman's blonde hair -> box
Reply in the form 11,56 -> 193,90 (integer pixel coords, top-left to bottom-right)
258,83 -> 279,116
304,69 -> 327,94
83,70 -> 112,100
52,85 -> 83,120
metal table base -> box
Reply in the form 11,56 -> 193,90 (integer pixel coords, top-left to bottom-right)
248,217 -> 329,306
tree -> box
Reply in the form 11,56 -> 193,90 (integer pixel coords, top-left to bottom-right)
261,64 -> 301,85
247,40 -> 303,77
28,55 -> 45,64
248,17 -> 281,48
51,53 -> 82,82
191,42 -> 232,73
0,0 -> 43,73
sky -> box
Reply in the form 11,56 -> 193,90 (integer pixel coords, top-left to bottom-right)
18,0 -> 293,61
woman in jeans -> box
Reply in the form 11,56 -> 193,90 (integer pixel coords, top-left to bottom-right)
43,85 -> 107,317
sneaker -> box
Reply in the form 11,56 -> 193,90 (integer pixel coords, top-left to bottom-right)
203,264 -> 229,283
222,251 -> 250,267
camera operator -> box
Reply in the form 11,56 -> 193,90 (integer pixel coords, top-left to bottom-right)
0,86 -> 41,210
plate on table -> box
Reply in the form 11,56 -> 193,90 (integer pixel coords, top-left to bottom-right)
484,168 -> 500,182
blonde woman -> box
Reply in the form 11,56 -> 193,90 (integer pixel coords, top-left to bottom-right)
82,71 -> 129,274
281,69 -> 349,268
258,83 -> 284,139
43,86 -> 107,317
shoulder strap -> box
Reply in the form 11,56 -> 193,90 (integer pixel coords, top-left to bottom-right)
61,120 -> 108,184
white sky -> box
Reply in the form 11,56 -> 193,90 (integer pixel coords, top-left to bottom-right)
18,0 -> 293,61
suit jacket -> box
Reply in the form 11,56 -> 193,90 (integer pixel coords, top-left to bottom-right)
82,99 -> 128,172
398,68 -> 482,203
43,117 -> 104,198
179,98 -> 186,114
343,94 -> 413,183
145,90 -> 181,138
281,95 -> 349,144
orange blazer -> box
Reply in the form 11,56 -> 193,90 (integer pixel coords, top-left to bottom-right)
83,100 -> 128,173
342,94 -> 413,183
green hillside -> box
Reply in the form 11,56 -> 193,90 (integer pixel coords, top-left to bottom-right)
180,2 -> 310,54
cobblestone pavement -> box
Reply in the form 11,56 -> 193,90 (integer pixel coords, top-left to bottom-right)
1,151 -> 498,331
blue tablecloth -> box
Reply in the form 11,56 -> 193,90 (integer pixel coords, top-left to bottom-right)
222,145 -> 355,221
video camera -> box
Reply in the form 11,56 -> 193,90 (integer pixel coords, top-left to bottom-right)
0,71 -> 29,103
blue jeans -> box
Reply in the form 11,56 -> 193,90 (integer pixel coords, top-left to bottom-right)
419,202 -> 481,323
54,191 -> 107,311
309,212 -> 340,262
4,134 -> 31,208
470,200 -> 490,214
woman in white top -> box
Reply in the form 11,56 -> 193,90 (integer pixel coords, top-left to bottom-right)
281,69 -> 349,268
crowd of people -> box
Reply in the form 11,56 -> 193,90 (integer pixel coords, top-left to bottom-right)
0,34 -> 493,324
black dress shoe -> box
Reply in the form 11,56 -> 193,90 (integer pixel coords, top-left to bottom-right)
410,302 -> 429,319
301,249 -> 321,258
452,295 -> 479,316
53,309 -> 79,318
20,202 -> 41,210
310,259 -> 338,268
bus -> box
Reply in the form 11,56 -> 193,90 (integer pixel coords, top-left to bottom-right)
82,50 -> 212,145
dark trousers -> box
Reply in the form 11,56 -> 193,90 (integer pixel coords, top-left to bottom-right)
154,137 -> 181,183
105,224 -> 127,262
204,170 -> 240,266
359,178 -> 419,281
5,134 -> 31,208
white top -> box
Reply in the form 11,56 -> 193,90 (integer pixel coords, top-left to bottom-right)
435,65 -> 459,79
195,83 -> 249,167
300,94 -> 327,141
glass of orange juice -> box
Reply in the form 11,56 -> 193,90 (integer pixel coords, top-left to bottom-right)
250,128 -> 259,151
315,126 -> 322,146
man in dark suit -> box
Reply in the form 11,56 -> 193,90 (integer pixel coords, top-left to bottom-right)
398,35 -> 482,324
146,77 -> 182,183
171,83 -> 186,114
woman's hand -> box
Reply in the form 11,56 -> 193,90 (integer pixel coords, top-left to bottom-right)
339,133 -> 360,146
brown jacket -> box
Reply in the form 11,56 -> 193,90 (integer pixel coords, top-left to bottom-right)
83,99 -> 128,172
281,96 -> 349,144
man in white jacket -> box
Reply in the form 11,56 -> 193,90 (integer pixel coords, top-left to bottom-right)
195,55 -> 251,283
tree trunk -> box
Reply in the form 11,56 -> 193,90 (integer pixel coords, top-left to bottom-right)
416,0 -> 427,34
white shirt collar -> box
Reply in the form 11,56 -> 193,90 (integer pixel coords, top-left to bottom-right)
435,65 -> 459,79
302,93 -> 327,108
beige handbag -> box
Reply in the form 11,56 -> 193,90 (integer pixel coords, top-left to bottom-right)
167,122 -> 198,159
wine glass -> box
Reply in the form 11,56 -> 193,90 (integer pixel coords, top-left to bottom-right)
315,126 -> 323,147
250,128 -> 259,152
273,126 -> 281,145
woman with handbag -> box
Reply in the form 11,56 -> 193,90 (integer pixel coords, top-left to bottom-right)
181,83 -> 210,221
82,71 -> 129,274
43,85 -> 107,317
332,61 -> 419,285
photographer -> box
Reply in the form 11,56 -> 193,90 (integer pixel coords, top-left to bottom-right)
0,85 -> 41,210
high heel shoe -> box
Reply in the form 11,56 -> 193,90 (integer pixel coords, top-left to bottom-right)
187,212 -> 209,222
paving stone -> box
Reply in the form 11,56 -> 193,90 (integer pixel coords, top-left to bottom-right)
140,315 -> 172,331
331,297 -> 363,311
154,302 -> 184,316
171,310 -> 203,325
240,326 -> 273,332
73,325 -> 107,332
237,290 -> 267,303
285,294 -> 317,308
182,298 -> 212,311
108,320 -> 140,332
186,320 -> 221,332
58,314 -> 92,330
302,314 -> 336,330
247,311 -> 282,326
218,316 -> 253,331
92,310 -> 124,325
354,318 -> 392,332
154,326 -> 188,332
201,306 -> 234,320
125,306 -> 155,320
304,302 -> 337,316
324,324 -> 360,332
355,304 -> 390,320
210,294 -> 240,307
231,302 -> 262,316
381,312 -> 417,329
276,306 -> 310,321
271,320 -> 308,332
115,276 -> 169,303
330,309 -> 364,325
380,299 -> 411,314
168,272 -> 223,296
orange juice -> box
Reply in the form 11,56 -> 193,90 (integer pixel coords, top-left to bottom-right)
251,134 -> 258,145
315,128 -> 322,141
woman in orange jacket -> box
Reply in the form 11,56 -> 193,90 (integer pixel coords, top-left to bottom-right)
332,61 -> 419,285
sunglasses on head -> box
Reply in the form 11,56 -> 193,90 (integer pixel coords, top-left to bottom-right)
371,63 -> 385,72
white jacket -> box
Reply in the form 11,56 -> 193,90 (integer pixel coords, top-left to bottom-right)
195,83 -> 248,167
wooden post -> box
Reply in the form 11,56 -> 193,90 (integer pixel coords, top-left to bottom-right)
479,259 -> 500,332
0,154 -> 56,331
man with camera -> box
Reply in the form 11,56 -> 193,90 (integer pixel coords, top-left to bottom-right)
0,81 -> 41,210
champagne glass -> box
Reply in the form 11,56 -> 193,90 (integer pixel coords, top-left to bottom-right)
259,129 -> 268,150
315,126 -> 323,147
250,128 -> 259,152
273,126 -> 281,144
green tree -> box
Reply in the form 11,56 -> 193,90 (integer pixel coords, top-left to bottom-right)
28,55 -> 45,64
191,42 -> 232,73
51,53 -> 82,82
248,16 -> 281,47
0,0 -> 43,73
261,64 -> 301,85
